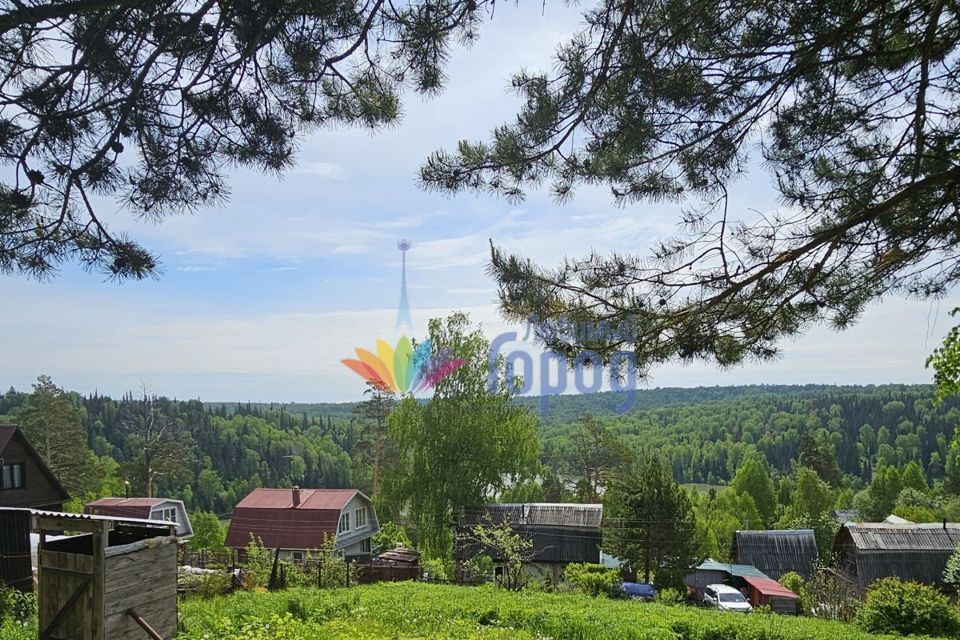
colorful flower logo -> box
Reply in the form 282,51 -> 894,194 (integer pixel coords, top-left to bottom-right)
342,336 -> 465,393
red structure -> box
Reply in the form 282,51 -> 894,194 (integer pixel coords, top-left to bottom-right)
225,488 -> 379,559
742,575 -> 800,614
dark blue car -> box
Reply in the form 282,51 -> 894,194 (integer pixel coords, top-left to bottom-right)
621,581 -> 656,601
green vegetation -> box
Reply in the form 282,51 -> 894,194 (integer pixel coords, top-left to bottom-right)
171,582 -> 951,639
857,578 -> 959,637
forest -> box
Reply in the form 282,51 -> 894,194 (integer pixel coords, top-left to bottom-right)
2,380 -> 958,518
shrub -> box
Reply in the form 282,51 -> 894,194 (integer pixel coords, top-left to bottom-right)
564,563 -> 621,597
373,521 -> 412,551
655,587 -> 685,605
857,577 -> 959,637
421,557 -> 452,581
0,588 -> 36,627
778,571 -> 806,608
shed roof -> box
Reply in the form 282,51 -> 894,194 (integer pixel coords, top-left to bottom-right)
731,529 -> 818,579
844,523 -> 960,551
694,559 -> 769,579
459,503 -> 602,529
743,576 -> 799,599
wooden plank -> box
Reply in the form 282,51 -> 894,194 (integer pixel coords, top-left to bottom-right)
39,575 -> 91,639
127,610 -> 165,640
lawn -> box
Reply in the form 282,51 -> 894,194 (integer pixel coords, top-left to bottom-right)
173,582 -> 932,640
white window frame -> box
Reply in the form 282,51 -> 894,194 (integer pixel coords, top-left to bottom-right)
338,511 -> 350,534
157,507 -> 177,523
355,507 -> 367,528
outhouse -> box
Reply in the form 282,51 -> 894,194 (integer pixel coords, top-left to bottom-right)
34,509 -> 178,640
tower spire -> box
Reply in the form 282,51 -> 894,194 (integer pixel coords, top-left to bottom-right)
396,239 -> 413,329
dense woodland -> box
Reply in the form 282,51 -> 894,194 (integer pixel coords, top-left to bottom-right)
2,382 -> 959,517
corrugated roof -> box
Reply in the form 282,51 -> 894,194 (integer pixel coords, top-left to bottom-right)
695,560 -> 770,579
743,576 -> 800,599
225,488 -> 367,550
87,497 -> 167,507
235,488 -> 357,510
834,523 -> 960,588
732,530 -> 818,579
460,503 -> 603,529
0,506 -> 174,529
845,523 -> 960,551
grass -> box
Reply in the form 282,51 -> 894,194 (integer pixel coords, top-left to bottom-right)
174,582 -> 939,640
0,581 -> 947,639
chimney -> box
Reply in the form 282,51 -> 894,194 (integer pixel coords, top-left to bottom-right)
292,486 -> 301,507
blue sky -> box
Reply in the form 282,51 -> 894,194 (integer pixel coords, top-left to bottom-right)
2,4 -> 958,402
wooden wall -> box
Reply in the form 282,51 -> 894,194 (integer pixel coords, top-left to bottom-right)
104,541 -> 178,639
0,437 -> 66,510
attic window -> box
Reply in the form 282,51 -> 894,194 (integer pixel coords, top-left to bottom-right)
355,507 -> 367,528
158,507 -> 177,523
2,463 -> 23,490
338,512 -> 350,534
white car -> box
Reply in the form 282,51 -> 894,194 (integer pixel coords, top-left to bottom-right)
701,584 -> 752,613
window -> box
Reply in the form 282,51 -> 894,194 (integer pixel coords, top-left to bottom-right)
360,538 -> 371,554
355,507 -> 367,528
291,551 -> 304,562
157,507 -> 177,523
338,512 -> 350,534
2,463 -> 23,490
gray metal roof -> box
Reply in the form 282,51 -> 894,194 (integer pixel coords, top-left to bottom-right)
834,523 -> 960,588
731,529 -> 818,580
844,523 -> 960,551
460,503 -> 603,529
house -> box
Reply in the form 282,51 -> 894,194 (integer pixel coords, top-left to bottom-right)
84,497 -> 194,539
224,487 -> 379,561
741,576 -> 801,614
832,522 -> 960,590
684,559 -> 769,599
0,425 -> 69,511
455,503 -> 603,583
731,529 -> 818,579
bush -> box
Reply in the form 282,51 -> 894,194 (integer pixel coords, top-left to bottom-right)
655,587 -> 685,605
0,588 -> 36,627
778,571 -> 806,608
564,563 -> 622,597
421,557 -> 452,581
857,577 -> 959,637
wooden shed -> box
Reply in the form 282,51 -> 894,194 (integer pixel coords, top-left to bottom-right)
833,522 -> 960,590
731,529 -> 819,579
34,509 -> 178,640
455,503 -> 603,583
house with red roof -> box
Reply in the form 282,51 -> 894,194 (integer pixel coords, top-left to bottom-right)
0,425 -> 70,511
84,497 -> 193,539
225,487 -> 380,561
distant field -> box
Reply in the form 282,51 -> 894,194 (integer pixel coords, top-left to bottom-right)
170,582 -> 920,640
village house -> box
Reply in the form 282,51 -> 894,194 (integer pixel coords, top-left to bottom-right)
730,529 -> 819,579
455,503 -> 603,584
225,487 -> 379,561
0,425 -> 69,511
84,497 -> 194,539
833,521 -> 960,590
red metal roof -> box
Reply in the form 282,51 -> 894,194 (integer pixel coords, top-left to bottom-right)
225,488 -> 359,550
84,497 -> 168,520
235,488 -> 356,510
743,576 -> 799,599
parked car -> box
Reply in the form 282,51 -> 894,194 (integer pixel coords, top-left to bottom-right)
621,581 -> 656,601
701,584 -> 752,613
